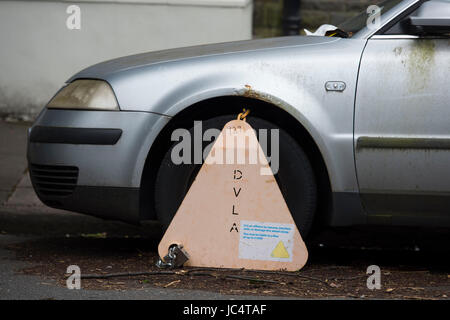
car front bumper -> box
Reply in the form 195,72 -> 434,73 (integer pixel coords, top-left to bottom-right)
27,108 -> 170,223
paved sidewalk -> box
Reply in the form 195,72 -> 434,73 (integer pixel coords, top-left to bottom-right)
0,120 -> 30,206
0,119 -> 52,209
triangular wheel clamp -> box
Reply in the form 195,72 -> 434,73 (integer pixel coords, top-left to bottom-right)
158,119 -> 308,271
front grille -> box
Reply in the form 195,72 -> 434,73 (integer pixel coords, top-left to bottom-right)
30,164 -> 79,197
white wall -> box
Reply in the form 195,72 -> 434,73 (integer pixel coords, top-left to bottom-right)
0,0 -> 252,116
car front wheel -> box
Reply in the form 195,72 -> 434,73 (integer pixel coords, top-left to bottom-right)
154,115 -> 317,237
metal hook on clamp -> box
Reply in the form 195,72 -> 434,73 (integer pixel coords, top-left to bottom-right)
237,108 -> 250,121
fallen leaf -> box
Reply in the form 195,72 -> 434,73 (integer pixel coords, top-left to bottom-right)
175,271 -> 187,276
329,283 -> 341,288
408,287 -> 425,291
164,280 -> 181,288
386,288 -> 395,293
81,232 -> 107,239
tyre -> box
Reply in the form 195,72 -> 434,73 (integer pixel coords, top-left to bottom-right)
154,114 -> 317,237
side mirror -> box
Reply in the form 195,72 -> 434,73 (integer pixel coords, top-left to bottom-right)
409,0 -> 450,34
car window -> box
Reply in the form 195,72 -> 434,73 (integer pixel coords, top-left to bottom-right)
337,0 -> 405,37
383,0 -> 450,36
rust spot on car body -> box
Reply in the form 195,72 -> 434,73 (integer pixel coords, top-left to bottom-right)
235,85 -> 298,116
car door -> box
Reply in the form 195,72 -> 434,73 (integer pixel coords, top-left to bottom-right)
354,1 -> 450,225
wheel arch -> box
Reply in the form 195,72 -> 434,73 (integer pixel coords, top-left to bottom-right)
139,95 -> 333,227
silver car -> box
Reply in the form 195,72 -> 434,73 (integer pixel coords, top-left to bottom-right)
27,0 -> 450,236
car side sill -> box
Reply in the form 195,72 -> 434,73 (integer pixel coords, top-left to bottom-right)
357,136 -> 450,150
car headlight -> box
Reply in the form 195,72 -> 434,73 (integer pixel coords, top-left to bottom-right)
47,79 -> 119,111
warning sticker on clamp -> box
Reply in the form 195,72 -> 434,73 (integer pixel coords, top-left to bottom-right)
238,221 -> 295,262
